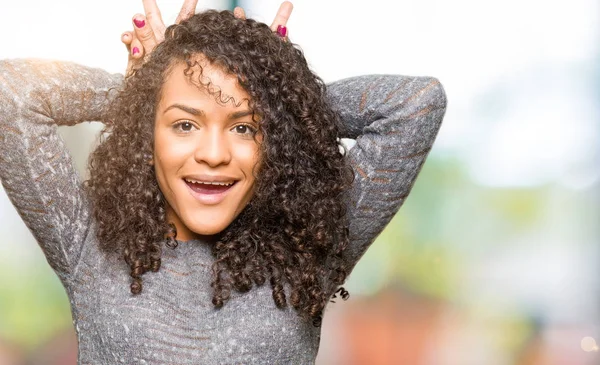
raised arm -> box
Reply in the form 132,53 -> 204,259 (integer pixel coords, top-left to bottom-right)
0,59 -> 122,281
326,75 -> 447,270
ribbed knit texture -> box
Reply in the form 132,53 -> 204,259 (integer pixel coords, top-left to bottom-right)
0,59 -> 446,364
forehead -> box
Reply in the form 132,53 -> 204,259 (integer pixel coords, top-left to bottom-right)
158,57 -> 250,110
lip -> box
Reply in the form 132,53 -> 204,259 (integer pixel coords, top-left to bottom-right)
183,179 -> 238,205
183,174 -> 239,183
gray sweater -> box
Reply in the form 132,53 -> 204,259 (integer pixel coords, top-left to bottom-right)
0,59 -> 446,364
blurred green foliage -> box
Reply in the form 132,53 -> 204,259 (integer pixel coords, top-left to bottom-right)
0,257 -> 72,351
348,153 -> 549,298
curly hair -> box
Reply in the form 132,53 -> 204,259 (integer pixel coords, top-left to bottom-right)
84,9 -> 354,324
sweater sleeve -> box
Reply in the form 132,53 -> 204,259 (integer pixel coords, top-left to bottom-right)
326,75 -> 447,270
0,59 -> 123,280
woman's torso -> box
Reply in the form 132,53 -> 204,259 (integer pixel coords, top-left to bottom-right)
67,225 -> 321,365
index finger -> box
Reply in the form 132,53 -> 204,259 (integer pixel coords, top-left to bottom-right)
142,0 -> 166,37
175,0 -> 199,24
270,1 -> 293,31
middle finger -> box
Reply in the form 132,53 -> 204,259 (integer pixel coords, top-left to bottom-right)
176,0 -> 199,24
270,1 -> 294,32
142,0 -> 167,40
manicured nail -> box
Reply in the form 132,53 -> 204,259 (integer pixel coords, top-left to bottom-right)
134,19 -> 145,28
132,47 -> 140,55
276,25 -> 287,37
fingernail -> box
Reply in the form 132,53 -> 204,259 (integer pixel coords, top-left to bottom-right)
276,25 -> 287,37
134,19 -> 145,28
132,47 -> 140,55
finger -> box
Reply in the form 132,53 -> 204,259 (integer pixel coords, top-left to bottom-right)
175,0 -> 198,24
126,35 -> 144,76
122,31 -> 133,51
270,1 -> 293,32
130,36 -> 144,60
132,14 -> 158,54
142,0 -> 167,40
123,31 -> 134,75
233,6 -> 246,20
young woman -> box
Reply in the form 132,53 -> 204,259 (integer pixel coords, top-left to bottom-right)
0,3 -> 447,365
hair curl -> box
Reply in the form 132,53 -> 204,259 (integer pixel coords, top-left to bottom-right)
84,10 -> 354,324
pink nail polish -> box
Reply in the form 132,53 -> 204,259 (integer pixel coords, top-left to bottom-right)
276,25 -> 287,37
132,47 -> 140,55
134,19 -> 145,28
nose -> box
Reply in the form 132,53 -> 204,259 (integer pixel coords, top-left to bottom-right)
194,126 -> 232,167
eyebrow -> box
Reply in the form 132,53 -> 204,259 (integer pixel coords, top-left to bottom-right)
228,110 -> 254,120
163,103 -> 204,116
163,104 -> 254,120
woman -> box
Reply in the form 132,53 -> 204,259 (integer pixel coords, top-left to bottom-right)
0,4 -> 447,365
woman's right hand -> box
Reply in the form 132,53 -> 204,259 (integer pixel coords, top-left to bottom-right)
122,0 -> 199,76
121,1 -> 294,76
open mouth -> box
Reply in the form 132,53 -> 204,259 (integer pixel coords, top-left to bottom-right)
184,179 -> 238,195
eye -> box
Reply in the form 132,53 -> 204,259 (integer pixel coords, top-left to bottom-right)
232,123 -> 258,136
173,120 -> 197,133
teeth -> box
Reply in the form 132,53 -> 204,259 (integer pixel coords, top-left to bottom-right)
185,178 -> 234,186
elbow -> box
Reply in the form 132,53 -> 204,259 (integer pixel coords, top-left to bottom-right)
403,77 -> 447,130
416,76 -> 447,114
429,77 -> 447,116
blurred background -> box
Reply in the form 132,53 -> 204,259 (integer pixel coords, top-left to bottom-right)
0,0 -> 598,364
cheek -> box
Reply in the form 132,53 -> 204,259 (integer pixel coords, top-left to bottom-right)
153,133 -> 197,196
235,143 -> 262,180
154,133 -> 194,170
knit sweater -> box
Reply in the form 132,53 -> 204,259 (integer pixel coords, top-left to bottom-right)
0,59 -> 446,364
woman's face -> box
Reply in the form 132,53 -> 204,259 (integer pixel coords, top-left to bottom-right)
153,59 -> 262,241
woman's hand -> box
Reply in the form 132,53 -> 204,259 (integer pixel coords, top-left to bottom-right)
121,1 -> 294,76
230,2 -> 294,36
122,0 -> 199,75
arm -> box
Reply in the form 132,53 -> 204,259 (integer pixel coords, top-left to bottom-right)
0,59 -> 123,281
326,75 -> 447,270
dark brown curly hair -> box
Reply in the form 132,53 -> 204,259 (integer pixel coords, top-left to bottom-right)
84,9 -> 354,324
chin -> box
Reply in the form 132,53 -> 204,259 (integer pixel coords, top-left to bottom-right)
192,226 -> 226,236
185,216 -> 232,236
